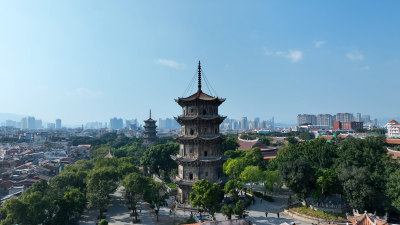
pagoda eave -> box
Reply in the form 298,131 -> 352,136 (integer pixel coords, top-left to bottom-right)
175,135 -> 225,143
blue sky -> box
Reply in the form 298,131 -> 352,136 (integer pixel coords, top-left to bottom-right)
0,1 -> 399,126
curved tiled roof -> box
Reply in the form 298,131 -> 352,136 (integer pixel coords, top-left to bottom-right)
388,120 -> 400,125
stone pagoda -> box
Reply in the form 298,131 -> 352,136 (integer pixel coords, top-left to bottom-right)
143,110 -> 157,147
172,61 -> 227,205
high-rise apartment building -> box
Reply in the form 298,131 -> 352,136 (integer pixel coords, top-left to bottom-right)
56,119 -> 62,130
297,114 -> 317,126
240,117 -> 248,130
110,117 -> 123,130
362,115 -> 371,123
356,113 -> 361,122
335,113 -> 353,122
27,117 -> 36,130
5,120 -> 16,127
35,120 -> 42,129
317,114 -> 334,129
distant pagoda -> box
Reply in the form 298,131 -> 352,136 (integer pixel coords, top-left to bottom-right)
172,61 -> 227,205
143,110 -> 157,147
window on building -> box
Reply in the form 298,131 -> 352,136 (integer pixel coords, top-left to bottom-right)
203,109 -> 207,115
189,173 -> 193,180
204,151 -> 207,157
190,129 -> 194,135
205,172 -> 208,177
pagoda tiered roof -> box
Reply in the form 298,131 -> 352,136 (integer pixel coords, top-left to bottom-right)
176,134 -> 225,142
175,90 -> 225,107
171,155 -> 227,164
175,115 -> 226,124
171,176 -> 227,187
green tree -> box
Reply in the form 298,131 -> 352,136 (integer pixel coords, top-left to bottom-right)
233,200 -> 245,218
224,179 -> 241,200
244,147 -> 265,169
122,173 -> 150,222
224,150 -> 245,159
259,136 -> 272,146
221,204 -> 234,219
0,199 -> 29,225
221,134 -> 239,153
386,168 -> 400,211
140,143 -> 179,177
299,132 -> 313,140
86,167 -> 119,219
285,136 -> 298,145
190,179 -> 223,220
264,170 -> 280,192
99,219 -> 109,225
337,166 -> 375,210
240,166 -> 263,191
53,187 -> 86,224
223,158 -> 247,180
144,181 -> 168,222
314,168 -> 339,199
279,160 -> 315,201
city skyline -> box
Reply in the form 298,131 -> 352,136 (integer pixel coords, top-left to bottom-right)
1,1 -> 400,125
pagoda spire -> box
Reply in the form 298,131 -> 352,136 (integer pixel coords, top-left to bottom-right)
198,60 -> 202,91
149,109 -> 152,119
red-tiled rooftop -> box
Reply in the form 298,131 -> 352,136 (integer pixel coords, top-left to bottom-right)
387,149 -> 400,160
388,120 -> 399,125
237,138 -> 268,150
386,139 -> 400,145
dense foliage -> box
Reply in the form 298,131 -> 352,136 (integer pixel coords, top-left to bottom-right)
272,137 -> 400,216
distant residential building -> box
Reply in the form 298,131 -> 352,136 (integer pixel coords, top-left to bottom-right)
361,114 -> 371,123
334,121 -> 363,131
297,114 -> 317,126
125,119 -> 138,129
5,120 -> 16,127
240,117 -> 248,130
335,113 -> 353,122
317,114 -> 334,129
27,117 -> 36,130
47,123 -> 56,129
55,119 -> 62,130
35,120 -> 42,129
386,120 -> 400,138
109,117 -> 123,130
20,118 -> 27,129
356,113 -> 361,122
372,118 -> 378,127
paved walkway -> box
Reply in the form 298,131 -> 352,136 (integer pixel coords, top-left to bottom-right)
79,186 -> 155,225
160,194 -> 312,225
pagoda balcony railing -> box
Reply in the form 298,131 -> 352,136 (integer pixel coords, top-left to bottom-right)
171,155 -> 227,162
177,134 -> 223,139
172,176 -> 195,186
172,175 -> 225,186
178,114 -> 226,118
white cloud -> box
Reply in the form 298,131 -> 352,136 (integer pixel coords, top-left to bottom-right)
315,41 -> 325,48
358,66 -> 370,71
264,49 -> 303,63
285,50 -> 303,62
346,51 -> 364,61
66,88 -> 102,98
155,59 -> 186,69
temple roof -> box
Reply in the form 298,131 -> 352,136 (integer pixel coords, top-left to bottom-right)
347,211 -> 389,225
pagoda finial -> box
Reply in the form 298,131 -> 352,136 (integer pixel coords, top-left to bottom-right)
198,60 -> 202,91
149,109 -> 152,119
